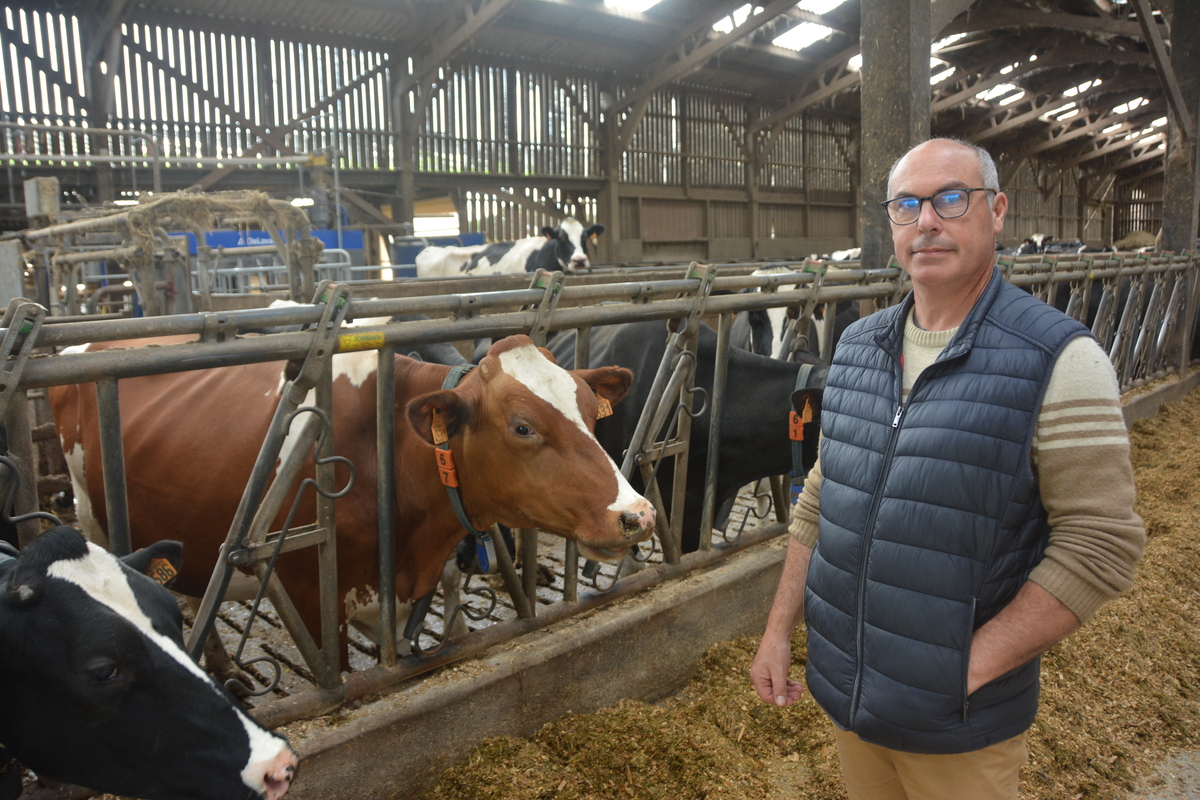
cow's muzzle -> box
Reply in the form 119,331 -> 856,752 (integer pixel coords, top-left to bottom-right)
618,501 -> 656,542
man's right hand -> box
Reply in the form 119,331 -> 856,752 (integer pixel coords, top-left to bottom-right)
750,632 -> 805,707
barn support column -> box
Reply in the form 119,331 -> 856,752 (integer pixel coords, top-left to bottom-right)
858,0 -> 930,271
1159,0 -> 1200,363
392,86 -> 417,237
1161,0 -> 1199,254
599,113 -> 622,264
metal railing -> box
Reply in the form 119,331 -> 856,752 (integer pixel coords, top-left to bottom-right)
0,250 -> 1194,725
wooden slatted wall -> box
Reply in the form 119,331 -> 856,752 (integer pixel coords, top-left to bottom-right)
0,5 -> 393,171
1115,174 -> 1163,240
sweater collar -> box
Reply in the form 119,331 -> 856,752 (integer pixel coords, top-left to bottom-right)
877,266 -> 1003,363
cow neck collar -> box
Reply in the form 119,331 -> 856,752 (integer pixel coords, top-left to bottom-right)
789,363 -> 818,487
436,365 -> 498,573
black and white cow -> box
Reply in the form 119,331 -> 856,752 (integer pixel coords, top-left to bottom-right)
728,265 -> 858,362
549,320 -> 825,554
415,217 -> 605,277
0,526 -> 297,800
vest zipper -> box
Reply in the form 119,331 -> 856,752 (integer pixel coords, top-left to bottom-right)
848,400 -> 906,722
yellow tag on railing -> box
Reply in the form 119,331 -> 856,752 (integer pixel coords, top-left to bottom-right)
339,331 -> 385,352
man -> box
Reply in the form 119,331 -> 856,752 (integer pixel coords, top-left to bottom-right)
750,138 -> 1145,800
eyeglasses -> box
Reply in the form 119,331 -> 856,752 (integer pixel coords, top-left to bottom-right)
880,187 -> 996,225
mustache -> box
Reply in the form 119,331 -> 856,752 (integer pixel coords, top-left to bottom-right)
909,236 -> 955,251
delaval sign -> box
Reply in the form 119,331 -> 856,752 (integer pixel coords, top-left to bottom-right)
172,229 -> 364,254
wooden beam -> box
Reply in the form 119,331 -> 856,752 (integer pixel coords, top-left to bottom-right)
179,55 -> 388,189
606,0 -> 800,119
1131,0 -> 1194,138
932,56 -> 1042,114
747,44 -> 861,136
943,5 -> 1166,39
83,0 -> 133,67
1011,101 -> 1166,160
123,8 -> 396,51
396,0 -> 519,97
968,95 -> 1073,143
1105,141 -> 1168,172
932,0 -> 979,37
1054,126 -> 1166,170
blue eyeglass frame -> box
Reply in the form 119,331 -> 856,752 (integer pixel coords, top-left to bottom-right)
880,187 -> 996,225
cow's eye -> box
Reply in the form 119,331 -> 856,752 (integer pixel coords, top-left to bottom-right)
513,423 -> 534,438
84,658 -> 121,684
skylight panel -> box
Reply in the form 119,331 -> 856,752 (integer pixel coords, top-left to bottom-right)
930,57 -> 955,85
978,83 -> 1020,102
605,0 -> 662,11
1050,102 -> 1078,121
713,4 -> 758,34
773,21 -> 833,51
933,33 -> 968,52
797,0 -> 848,13
1113,97 -> 1147,115
769,0 -> 850,52
1063,79 -> 1101,98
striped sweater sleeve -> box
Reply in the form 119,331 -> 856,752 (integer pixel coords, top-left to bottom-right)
1028,336 -> 1145,623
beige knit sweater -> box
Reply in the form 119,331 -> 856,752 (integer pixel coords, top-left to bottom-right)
788,312 -> 1146,623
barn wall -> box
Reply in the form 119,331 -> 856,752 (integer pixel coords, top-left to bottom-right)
1115,174 -> 1165,241
0,2 -> 1149,253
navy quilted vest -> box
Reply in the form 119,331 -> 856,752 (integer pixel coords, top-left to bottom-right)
804,268 -> 1091,754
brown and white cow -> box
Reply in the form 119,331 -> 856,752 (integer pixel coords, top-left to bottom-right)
49,335 -> 655,666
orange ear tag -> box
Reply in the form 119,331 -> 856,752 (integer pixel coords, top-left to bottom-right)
431,408 -> 449,445
435,447 -> 459,488
596,395 -> 613,419
147,557 -> 178,586
789,397 -> 814,442
789,411 -> 805,441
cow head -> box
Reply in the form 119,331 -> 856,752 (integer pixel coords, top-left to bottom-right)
0,527 -> 297,800
541,217 -> 605,272
407,336 -> 654,561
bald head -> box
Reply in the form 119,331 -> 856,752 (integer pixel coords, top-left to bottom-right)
887,138 -> 1000,206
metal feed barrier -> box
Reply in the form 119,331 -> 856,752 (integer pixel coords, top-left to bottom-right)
0,250 -> 1195,724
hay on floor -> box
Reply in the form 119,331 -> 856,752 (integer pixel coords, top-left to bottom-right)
425,384 -> 1200,800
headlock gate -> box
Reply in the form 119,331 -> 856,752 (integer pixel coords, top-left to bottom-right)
0,248 -> 1196,727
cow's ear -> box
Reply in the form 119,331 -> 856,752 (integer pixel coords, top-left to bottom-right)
790,388 -> 823,421
4,558 -> 43,608
407,390 -> 475,445
576,366 -> 633,406
541,226 -> 556,239
585,224 -> 605,239
786,304 -> 800,320
537,346 -> 558,366
122,541 -> 184,588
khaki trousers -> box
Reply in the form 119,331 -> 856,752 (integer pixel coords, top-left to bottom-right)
832,725 -> 1028,800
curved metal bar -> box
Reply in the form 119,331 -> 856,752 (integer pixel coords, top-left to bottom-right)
417,581 -> 499,657
0,455 -> 63,528
226,406 -> 355,697
727,482 -> 774,544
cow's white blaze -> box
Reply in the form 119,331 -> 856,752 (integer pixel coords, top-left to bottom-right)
46,542 -> 289,793
557,217 -> 586,267
497,346 -> 644,513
